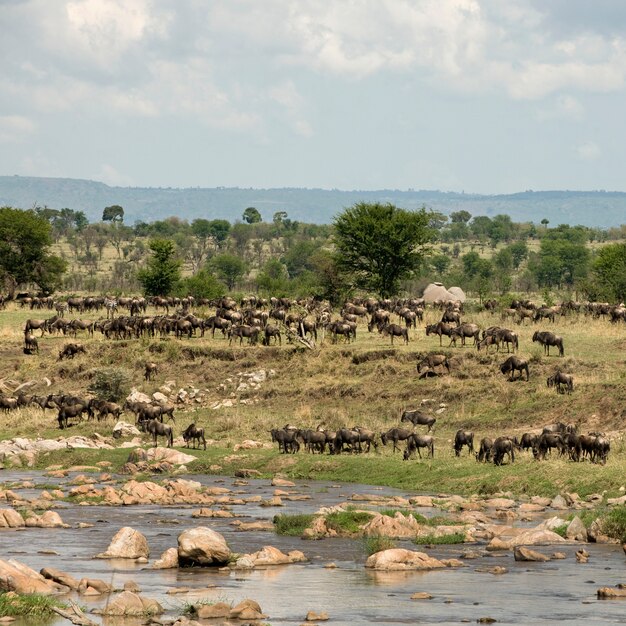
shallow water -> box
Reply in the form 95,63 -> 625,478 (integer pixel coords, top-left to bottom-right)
1,471 -> 624,625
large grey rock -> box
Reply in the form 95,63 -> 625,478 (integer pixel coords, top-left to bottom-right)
566,516 -> 588,542
365,549 -> 445,571
96,527 -> 150,559
514,546 -> 550,562
178,527 -> 231,566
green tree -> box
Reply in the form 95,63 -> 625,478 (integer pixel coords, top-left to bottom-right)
210,253 -> 247,290
256,258 -> 289,295
282,240 -> 321,278
102,205 -> 124,222
450,210 -> 472,224
333,202 -> 434,298
0,207 -> 66,296
178,269 -> 225,300
430,253 -> 451,274
242,207 -> 262,224
508,241 -> 528,269
534,234 -> 589,288
206,219 -> 231,247
136,239 -> 181,296
593,243 -> 626,302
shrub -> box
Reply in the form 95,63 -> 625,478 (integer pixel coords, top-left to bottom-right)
600,507 -> 626,543
364,535 -> 396,555
273,513 -> 316,536
326,510 -> 374,534
413,532 -> 466,545
87,367 -> 132,402
0,592 -> 67,617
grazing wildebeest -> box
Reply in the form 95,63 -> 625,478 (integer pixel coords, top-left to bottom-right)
400,409 -> 436,432
492,437 -> 515,466
454,429 -> 474,456
297,429 -> 328,454
425,322 -> 456,347
519,433 -> 538,452
416,353 -> 450,374
182,423 -> 207,450
145,419 -> 174,447
449,323 -> 480,347
592,436 -> 610,464
270,428 -> 300,454
403,433 -> 434,460
547,371 -> 574,394
381,427 -> 414,453
496,328 -> 518,353
533,432 -> 565,460
58,343 -> 86,360
89,399 -> 123,421
441,309 -> 461,325
500,356 -> 530,381
532,331 -> 564,357
533,307 -> 556,323
562,432 -> 582,462
144,362 -> 158,381
476,437 -> 494,462
476,334 -> 498,352
328,321 -> 356,343
379,323 -> 409,345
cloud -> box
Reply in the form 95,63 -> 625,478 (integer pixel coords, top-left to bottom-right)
576,141 -> 601,161
92,164 -> 135,187
0,115 -> 36,142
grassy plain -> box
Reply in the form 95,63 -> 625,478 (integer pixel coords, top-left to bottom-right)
1,301 -> 625,498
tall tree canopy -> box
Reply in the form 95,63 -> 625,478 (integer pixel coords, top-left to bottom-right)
136,239 -> 181,296
102,205 -> 124,222
0,207 -> 66,296
333,202 -> 434,297
593,243 -> 626,302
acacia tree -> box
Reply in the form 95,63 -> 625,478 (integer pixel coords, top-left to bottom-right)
0,207 -> 66,296
593,243 -> 626,302
333,202 -> 434,298
136,239 -> 181,296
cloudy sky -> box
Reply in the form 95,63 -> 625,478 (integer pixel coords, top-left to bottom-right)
1,0 -> 626,193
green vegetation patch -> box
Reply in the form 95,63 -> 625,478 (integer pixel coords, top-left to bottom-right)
413,532 -> 466,545
326,510 -> 374,534
363,535 -> 397,555
600,507 -> 626,543
0,592 -> 68,618
273,513 -> 316,536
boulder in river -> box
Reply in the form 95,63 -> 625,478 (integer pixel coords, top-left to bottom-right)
96,590 -> 163,616
232,545 -> 306,568
0,558 -> 69,594
513,546 -> 550,562
95,526 -> 150,559
178,527 -> 231,566
365,549 -> 445,571
152,547 -> 179,569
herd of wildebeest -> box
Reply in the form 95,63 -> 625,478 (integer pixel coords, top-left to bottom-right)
1,292 -> 624,467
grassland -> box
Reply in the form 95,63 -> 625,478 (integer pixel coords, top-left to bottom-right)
1,301 -> 625,498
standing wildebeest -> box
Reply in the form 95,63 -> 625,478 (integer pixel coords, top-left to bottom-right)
182,423 -> 207,450
416,354 -> 450,374
381,427 -> 414,453
57,402 -> 92,428
441,309 -> 461,325
145,419 -> 174,447
532,331 -> 564,357
496,328 -> 519,353
379,323 -> 409,345
500,356 -> 530,381
519,433 -> 538,452
403,433 -> 434,460
425,322 -> 456,347
270,428 -> 300,454
23,332 -> 39,354
476,437 -> 494,462
476,334 -> 498,353
454,430 -> 474,456
547,371 -> 574,394
492,436 -> 515,466
89,399 -> 123,421
263,324 -> 282,346
400,409 -> 436,432
58,343 -> 86,360
24,319 -> 47,337
144,362 -> 158,381
229,325 -> 260,346
533,432 -> 565,460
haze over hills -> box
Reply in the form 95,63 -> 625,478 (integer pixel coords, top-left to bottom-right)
0,175 -> 623,227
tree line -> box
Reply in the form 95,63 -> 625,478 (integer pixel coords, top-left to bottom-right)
0,203 -> 625,304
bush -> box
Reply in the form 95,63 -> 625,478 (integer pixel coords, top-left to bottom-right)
326,510 -> 374,534
413,532 -> 466,545
273,513 -> 316,536
0,592 -> 67,617
363,535 -> 396,555
88,367 -> 132,402
600,507 -> 626,543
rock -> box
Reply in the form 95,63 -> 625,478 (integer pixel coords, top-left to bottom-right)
486,528 -> 566,550
514,546 -> 550,562
550,495 -> 569,509
411,592 -> 433,600
531,496 -> 552,507
365,549 -> 445,571
0,508 -> 25,528
95,527 -> 150,559
566,516 -> 588,542
25,511 -> 68,528
97,590 -> 163,616
126,389 -> 152,404
229,599 -> 267,620
597,587 -> 626,598
145,447 -> 197,466
123,580 -> 141,593
40,567 -> 80,590
0,559 -> 69,594
475,566 -> 508,575
234,468 -> 262,478
483,498 -> 516,509
361,512 -> 421,539
195,602 -> 231,618
234,545 -> 307,568
77,578 -> 112,594
152,391 -> 169,404
519,503 -> 546,513
306,610 -> 329,620
552,552 -> 567,559
178,527 -> 231,566
606,495 -> 626,506
152,547 -> 179,569
112,421 -> 140,439
271,477 -> 295,487
576,548 -> 589,563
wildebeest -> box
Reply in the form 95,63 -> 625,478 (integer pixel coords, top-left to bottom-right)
297,429 -> 328,454
58,343 -> 86,360
476,437 -> 494,462
449,323 -> 480,347
182,423 -> 207,450
137,402 -> 175,424
403,433 -> 434,460
144,362 -> 158,381
532,331 -> 564,357
425,322 -> 456,347
519,432 -> 538,452
400,409 -> 436,432
328,320 -> 356,343
496,328 -> 518,353
23,332 -> 39,354
57,402 -> 92,428
547,371 -> 574,394
476,334 -> 498,353
500,356 -> 530,381
270,427 -> 300,454
454,429 -> 474,456
24,319 -> 47,336
144,419 -> 174,447
229,325 -> 260,346
333,428 -> 370,454
379,323 -> 409,345
416,353 -> 450,374
89,399 -> 123,421
381,427 -> 414,453
533,432 -> 565,460
492,436 -> 515,466
263,324 -> 282,346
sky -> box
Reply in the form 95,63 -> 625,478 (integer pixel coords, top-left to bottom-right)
1,0 -> 626,194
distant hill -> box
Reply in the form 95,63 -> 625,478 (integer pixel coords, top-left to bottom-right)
0,175 -> 624,227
